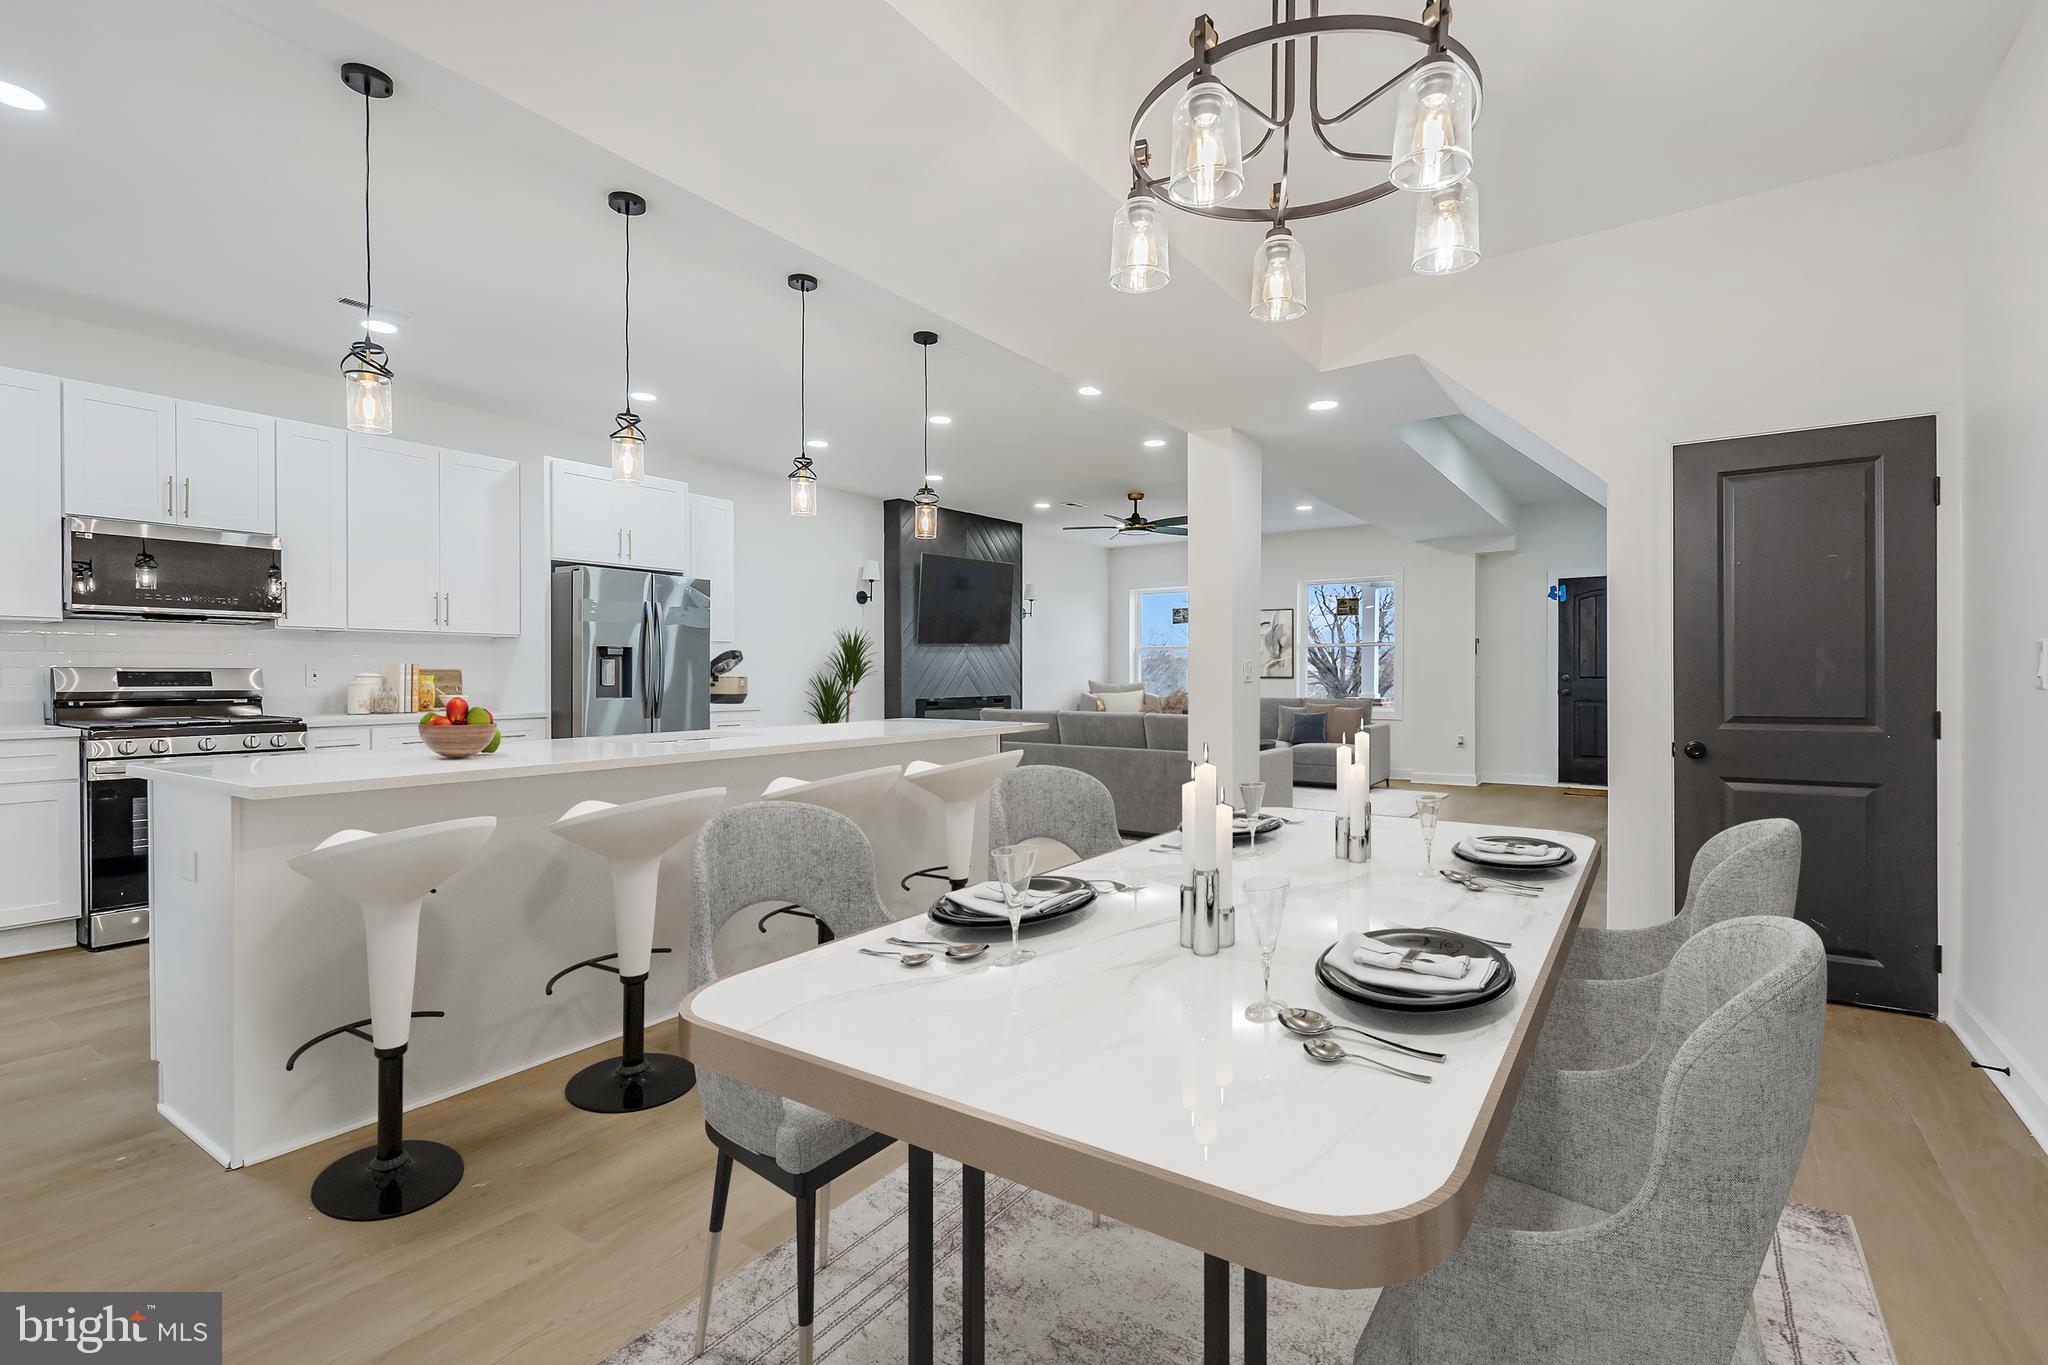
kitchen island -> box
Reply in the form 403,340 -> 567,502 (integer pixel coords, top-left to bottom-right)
141,718 -> 1042,1167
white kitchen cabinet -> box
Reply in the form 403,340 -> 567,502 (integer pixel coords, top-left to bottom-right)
0,367 -> 63,620
306,726 -> 372,752
636,478 -> 691,573
0,740 -> 79,932
274,421 -> 348,630
61,381 -> 177,524
345,434 -> 441,633
173,401 -> 275,533
545,457 -> 688,571
687,493 -> 736,645
438,450 -> 520,635
369,725 -> 429,753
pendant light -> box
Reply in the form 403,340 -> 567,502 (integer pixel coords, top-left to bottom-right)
606,191 -> 648,482
1167,20 -> 1243,208
786,274 -> 820,516
1109,144 -> 1171,294
1389,57 -> 1476,192
911,331 -> 940,541
338,63 -> 395,435
1250,182 -> 1308,323
1411,179 -> 1480,275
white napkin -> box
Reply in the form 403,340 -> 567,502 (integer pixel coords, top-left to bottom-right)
944,881 -> 1042,918
1352,941 -> 1471,980
1328,931 -> 1498,995
1460,836 -> 1567,865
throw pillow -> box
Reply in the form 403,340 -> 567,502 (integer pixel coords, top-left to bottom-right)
1284,708 -> 1328,744
1160,689 -> 1189,714
1088,679 -> 1145,697
1097,688 -> 1145,714
1306,701 -> 1368,744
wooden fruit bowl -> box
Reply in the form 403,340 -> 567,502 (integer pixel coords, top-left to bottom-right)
419,723 -> 497,759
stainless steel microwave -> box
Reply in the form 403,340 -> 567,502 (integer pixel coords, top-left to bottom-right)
63,516 -> 286,622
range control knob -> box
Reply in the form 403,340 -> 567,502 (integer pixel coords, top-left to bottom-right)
149,738 -> 171,755
197,736 -> 217,752
116,739 -> 137,756
242,734 -> 263,750
269,733 -> 289,748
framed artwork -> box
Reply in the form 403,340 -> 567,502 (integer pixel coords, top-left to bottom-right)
1258,607 -> 1295,679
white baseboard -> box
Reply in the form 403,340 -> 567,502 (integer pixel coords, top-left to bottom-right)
1947,995 -> 2048,1153
1477,770 -> 1557,788
0,919 -> 79,959
1394,769 -> 1479,787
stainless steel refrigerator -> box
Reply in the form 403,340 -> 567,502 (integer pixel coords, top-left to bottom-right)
549,565 -> 711,737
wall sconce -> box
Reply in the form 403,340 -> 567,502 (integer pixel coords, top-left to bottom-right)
1022,581 -> 1037,619
855,558 -> 881,606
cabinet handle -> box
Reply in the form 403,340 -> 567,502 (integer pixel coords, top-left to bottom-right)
165,475 -> 174,516
182,477 -> 190,518
434,592 -> 441,626
444,592 -> 451,627
617,528 -> 623,558
281,582 -> 289,618
627,528 -> 634,559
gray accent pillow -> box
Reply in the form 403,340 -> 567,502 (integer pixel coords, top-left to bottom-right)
1088,679 -> 1145,695
1281,707 -> 1328,744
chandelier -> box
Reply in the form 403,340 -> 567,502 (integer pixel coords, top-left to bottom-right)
1109,1 -> 1483,321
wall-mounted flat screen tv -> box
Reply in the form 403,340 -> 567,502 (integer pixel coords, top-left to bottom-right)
916,553 -> 1015,645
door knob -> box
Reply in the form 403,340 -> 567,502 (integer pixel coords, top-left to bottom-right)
1682,740 -> 1707,760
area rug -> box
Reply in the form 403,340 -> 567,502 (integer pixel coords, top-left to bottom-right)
605,1160 -> 1896,1365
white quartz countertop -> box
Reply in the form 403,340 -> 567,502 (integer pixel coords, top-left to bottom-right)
298,709 -> 545,729
0,725 -> 70,741
138,718 -> 1044,800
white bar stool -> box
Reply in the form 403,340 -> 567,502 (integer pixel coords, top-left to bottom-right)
899,750 -> 1023,892
546,786 -> 727,1114
755,766 -> 905,944
286,815 -> 497,1221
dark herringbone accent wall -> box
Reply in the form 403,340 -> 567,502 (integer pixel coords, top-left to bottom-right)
883,499 -> 1024,718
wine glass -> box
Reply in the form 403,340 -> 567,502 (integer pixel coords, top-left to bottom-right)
990,844 -> 1038,967
1415,794 -> 1445,877
1236,781 -> 1268,859
1242,875 -> 1290,1021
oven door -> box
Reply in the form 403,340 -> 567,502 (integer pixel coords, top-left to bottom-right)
82,768 -> 151,948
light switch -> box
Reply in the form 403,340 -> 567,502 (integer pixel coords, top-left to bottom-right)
304,664 -> 323,688
177,847 -> 198,882
2036,640 -> 2047,691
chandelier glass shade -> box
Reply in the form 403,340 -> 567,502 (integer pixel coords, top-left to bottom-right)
912,485 -> 940,541
1109,3 -> 1483,320
788,453 -> 818,516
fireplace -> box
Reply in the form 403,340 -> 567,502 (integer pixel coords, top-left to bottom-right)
917,694 -> 1012,721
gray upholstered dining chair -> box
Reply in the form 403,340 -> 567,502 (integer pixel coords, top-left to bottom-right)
986,764 -> 1123,871
687,801 -> 895,1364
1353,915 -> 1826,1365
1566,818 -> 1801,980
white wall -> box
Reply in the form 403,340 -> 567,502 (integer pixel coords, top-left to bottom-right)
1106,524 -> 1481,785
1476,502 -> 1608,786
1318,152 -> 1962,925
0,299 -> 886,727
1952,5 -> 2048,1139
1018,528 -> 1108,710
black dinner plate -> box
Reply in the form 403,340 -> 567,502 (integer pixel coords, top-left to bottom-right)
1314,928 -> 1516,1012
929,874 -> 1096,928
1232,814 -> 1285,842
1451,835 -> 1576,871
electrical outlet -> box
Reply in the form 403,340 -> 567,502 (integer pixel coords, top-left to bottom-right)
304,664 -> 323,689
176,848 -> 198,883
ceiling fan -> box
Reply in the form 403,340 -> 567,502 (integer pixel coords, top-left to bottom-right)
1062,491 -> 1189,538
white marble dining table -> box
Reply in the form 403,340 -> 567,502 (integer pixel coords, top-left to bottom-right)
678,807 -> 1601,1364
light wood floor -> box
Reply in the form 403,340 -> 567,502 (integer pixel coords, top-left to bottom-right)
2,785 -> 2040,1364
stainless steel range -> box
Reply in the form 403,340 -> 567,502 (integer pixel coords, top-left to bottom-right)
49,666 -> 307,949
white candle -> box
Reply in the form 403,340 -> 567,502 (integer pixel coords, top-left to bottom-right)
1214,801 -> 1234,910
1354,730 -> 1372,789
1190,757 -> 1218,870
1180,780 -> 1199,884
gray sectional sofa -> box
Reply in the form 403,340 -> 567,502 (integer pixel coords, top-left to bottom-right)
1259,697 -> 1391,789
978,709 -> 1294,837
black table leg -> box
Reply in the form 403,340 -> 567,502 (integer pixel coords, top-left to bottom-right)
1203,1254 -> 1229,1365
1244,1267 -> 1267,1365
909,1146 -> 934,1365
962,1165 -> 985,1365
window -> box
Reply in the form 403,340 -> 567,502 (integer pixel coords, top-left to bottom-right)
1133,587 -> 1190,693
1303,577 -> 1398,712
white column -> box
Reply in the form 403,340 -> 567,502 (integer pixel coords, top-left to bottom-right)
1186,428 -> 1263,790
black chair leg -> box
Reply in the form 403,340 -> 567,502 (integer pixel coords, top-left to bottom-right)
1244,1267 -> 1268,1365
908,1146 -> 934,1365
962,1165 -> 986,1365
694,1151 -> 734,1357
1203,1254 -> 1229,1365
795,1188 -> 817,1364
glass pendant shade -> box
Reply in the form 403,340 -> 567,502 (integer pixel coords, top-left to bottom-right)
788,458 -> 818,517
1109,195 -> 1172,293
912,486 -> 940,540
133,552 -> 158,591
1412,179 -> 1481,275
1389,59 -> 1476,192
341,344 -> 394,435
1249,227 -> 1308,322
610,429 -> 645,483
1168,81 -> 1245,207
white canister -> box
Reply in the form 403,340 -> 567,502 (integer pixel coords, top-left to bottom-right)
345,671 -> 383,715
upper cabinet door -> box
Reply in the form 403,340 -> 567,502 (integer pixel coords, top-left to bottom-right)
61,382 -> 176,523
173,401 -> 276,533
438,449 -> 520,636
686,493 -> 735,645
547,458 -> 628,567
345,434 -> 441,633
274,421 -> 348,630
631,475 -> 691,571
0,367 -> 62,621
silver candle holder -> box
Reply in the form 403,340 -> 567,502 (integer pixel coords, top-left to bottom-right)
1183,868 -> 1222,956
1334,808 -> 1373,863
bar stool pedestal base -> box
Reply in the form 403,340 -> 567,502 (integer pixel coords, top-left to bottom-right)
311,1139 -> 463,1221
564,1051 -> 695,1113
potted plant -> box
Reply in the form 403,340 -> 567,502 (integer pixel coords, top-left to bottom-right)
803,629 -> 874,724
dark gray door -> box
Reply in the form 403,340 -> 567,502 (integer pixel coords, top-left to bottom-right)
1557,576 -> 1608,785
1673,417 -> 1938,1013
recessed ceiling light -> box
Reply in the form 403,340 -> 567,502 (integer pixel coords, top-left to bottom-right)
1307,399 -> 1340,412
928,414 -> 953,425
357,316 -> 399,335
0,81 -> 47,112
629,390 -> 657,403
805,438 -> 828,449
1295,503 -> 1314,512
1033,501 -> 1051,510
928,473 -> 944,482
1077,385 -> 1102,397
1143,438 -> 1167,448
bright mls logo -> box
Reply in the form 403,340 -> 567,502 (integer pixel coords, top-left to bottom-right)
3,1294 -> 221,1362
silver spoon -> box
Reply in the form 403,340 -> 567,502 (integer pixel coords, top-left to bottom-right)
1301,1038 -> 1433,1083
1439,868 -> 1540,898
859,947 -> 932,967
1085,878 -> 1144,894
1279,1008 -> 1446,1063
887,937 -> 988,961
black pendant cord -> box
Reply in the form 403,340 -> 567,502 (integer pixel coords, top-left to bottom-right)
799,285 -> 808,450
361,88 -> 374,338
921,343 -> 929,483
